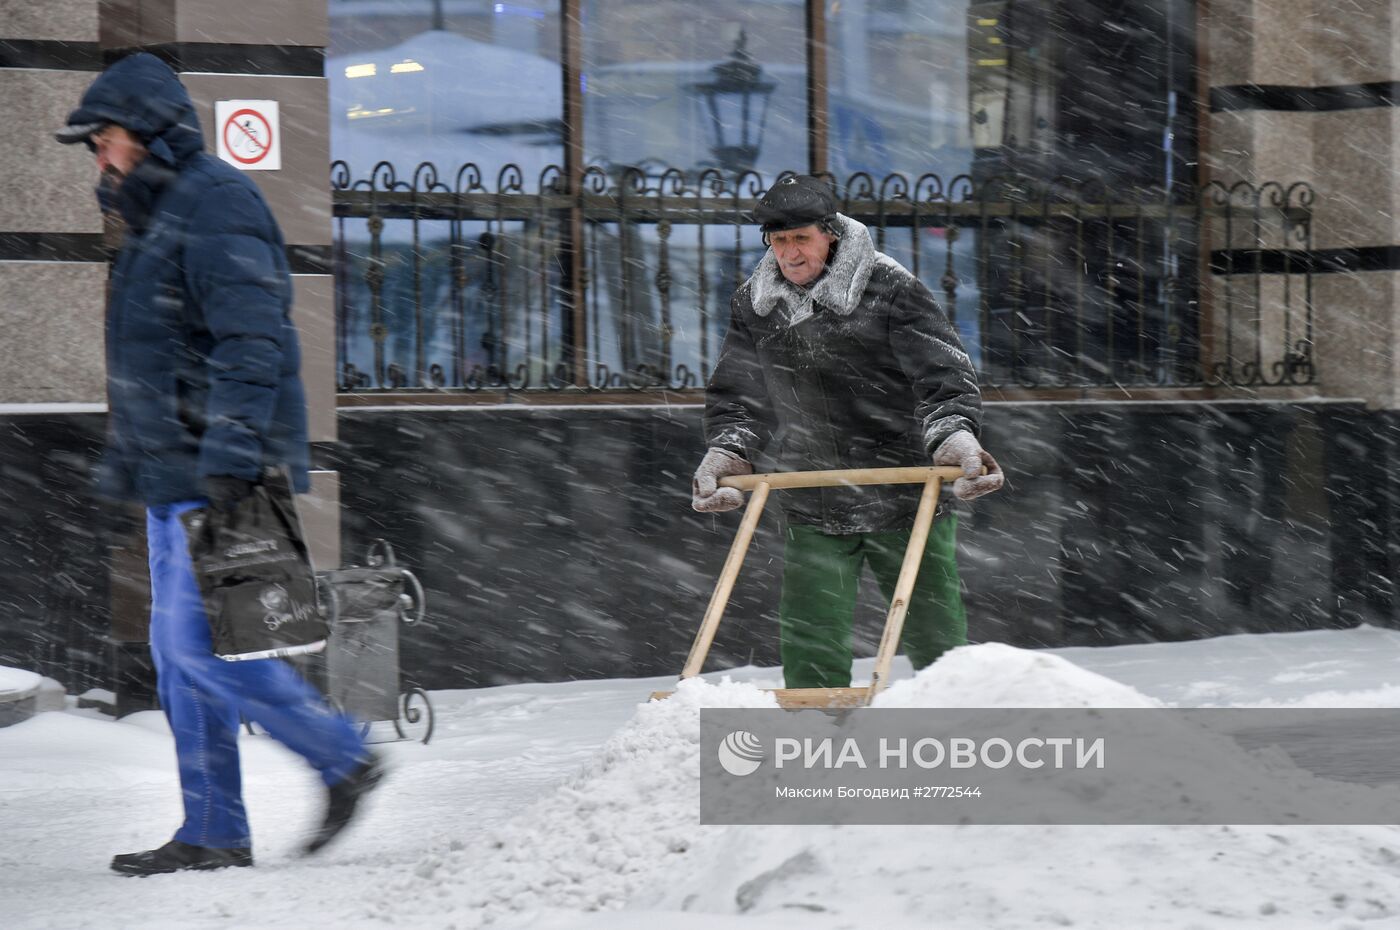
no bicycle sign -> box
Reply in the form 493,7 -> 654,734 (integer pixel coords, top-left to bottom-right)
215,100 -> 281,171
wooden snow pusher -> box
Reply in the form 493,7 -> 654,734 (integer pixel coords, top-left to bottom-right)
650,465 -> 969,709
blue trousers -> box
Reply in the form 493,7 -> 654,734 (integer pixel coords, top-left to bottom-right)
147,502 -> 367,850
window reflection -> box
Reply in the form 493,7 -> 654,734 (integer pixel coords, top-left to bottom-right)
326,0 -> 1202,391
827,0 -> 974,179
582,0 -> 807,180
330,0 -> 564,181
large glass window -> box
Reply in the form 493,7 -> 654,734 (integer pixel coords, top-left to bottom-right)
823,0 -> 1194,191
327,0 -> 1203,392
330,0 -> 816,182
330,1 -> 567,390
821,0 -> 1197,384
826,0 -> 973,180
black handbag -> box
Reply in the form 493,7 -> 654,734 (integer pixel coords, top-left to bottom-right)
178,469 -> 328,661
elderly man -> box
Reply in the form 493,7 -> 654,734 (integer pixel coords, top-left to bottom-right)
57,53 -> 381,875
693,175 -> 1003,688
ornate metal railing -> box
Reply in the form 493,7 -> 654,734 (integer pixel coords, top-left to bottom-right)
331,162 -> 1315,393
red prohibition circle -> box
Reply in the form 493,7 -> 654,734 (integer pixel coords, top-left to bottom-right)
223,108 -> 273,165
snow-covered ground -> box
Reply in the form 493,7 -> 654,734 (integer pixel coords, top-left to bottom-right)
6,627 -> 1400,930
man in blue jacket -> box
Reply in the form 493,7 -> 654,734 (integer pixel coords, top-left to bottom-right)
57,53 -> 381,875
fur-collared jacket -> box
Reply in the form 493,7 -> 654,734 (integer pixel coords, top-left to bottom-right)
703,213 -> 982,534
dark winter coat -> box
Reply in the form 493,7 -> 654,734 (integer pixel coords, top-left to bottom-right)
76,54 -> 310,505
703,214 -> 983,534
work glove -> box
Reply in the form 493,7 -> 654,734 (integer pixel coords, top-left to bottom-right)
691,448 -> 753,513
933,430 -> 1005,502
204,475 -> 258,513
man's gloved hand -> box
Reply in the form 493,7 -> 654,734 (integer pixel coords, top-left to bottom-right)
692,448 -> 753,513
204,475 -> 258,513
933,430 -> 1005,502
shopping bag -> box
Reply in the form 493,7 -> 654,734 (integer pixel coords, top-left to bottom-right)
178,470 -> 328,661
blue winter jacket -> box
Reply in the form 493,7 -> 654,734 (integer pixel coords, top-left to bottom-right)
68,54 -> 310,505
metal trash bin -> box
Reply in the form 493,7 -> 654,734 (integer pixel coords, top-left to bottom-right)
319,540 -> 434,743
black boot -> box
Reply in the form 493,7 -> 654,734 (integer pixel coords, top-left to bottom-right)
303,753 -> 386,855
111,840 -> 253,876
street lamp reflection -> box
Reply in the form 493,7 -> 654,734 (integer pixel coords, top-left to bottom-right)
692,31 -> 777,176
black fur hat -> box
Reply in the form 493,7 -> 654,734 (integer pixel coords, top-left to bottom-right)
754,175 -> 838,233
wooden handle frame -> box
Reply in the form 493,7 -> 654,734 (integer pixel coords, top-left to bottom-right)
720,465 -> 965,492
682,466 -> 961,706
680,480 -> 771,679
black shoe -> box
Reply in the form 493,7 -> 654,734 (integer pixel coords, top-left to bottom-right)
303,753 -> 386,856
111,840 -> 253,876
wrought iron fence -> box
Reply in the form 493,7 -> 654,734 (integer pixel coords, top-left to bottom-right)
331,163 -> 1315,393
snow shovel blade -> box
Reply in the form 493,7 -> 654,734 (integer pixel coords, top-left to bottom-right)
648,686 -> 872,708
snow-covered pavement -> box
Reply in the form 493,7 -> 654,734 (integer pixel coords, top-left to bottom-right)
5,627 -> 1400,929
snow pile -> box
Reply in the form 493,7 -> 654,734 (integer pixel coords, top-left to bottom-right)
1057,625 -> 1400,707
626,646 -> 1400,928
395,677 -> 776,926
873,642 -> 1163,709
863,646 -> 1391,824
0,666 -> 41,696
643,821 -> 1400,929
8,632 -> 1400,929
407,644 -> 1400,928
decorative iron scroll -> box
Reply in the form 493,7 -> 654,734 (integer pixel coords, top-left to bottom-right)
331,162 -> 1315,392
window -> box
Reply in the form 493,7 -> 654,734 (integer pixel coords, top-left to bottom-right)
826,0 -> 973,179
328,0 -> 1208,392
581,0 -> 806,180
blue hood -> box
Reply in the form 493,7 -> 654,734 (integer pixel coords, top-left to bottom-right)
63,53 -> 204,166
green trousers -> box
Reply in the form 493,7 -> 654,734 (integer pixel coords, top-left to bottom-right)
778,515 -> 966,689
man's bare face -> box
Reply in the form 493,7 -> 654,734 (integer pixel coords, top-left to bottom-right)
768,224 -> 836,287
91,125 -> 146,180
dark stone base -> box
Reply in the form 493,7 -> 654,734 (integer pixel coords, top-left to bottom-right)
76,691 -> 116,716
0,693 -> 37,727
0,412 -> 109,695
1,400 -> 1396,694
112,641 -> 158,718
328,399 -> 1390,690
